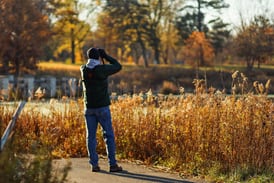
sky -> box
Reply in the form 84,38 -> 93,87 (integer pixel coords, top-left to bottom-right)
79,0 -> 274,31
221,0 -> 274,26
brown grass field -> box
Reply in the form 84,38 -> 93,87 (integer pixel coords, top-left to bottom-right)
1,62 -> 273,182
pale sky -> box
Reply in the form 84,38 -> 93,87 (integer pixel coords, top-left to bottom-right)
222,0 -> 274,26
79,0 -> 274,31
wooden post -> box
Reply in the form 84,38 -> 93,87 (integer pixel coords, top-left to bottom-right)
0,101 -> 26,151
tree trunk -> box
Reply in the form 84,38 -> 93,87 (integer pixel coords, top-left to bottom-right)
137,31 -> 148,67
163,47 -> 168,64
2,56 -> 9,74
154,45 -> 160,64
163,22 -> 171,64
197,0 -> 202,32
140,42 -> 149,68
246,58 -> 254,72
14,58 -> 20,78
71,28 -> 75,64
199,43 -> 205,66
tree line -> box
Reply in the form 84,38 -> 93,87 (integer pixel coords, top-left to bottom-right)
0,0 -> 273,77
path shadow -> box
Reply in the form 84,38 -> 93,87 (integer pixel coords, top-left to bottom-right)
98,170 -> 194,183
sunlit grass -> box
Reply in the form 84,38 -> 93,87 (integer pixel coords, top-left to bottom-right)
1,89 -> 273,182
0,103 -> 71,183
2,63 -> 273,182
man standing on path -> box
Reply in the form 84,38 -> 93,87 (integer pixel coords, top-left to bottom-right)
80,47 -> 122,172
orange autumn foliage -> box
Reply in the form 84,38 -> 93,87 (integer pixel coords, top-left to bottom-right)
183,31 -> 215,67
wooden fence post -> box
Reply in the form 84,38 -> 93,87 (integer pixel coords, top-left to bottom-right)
0,101 -> 26,151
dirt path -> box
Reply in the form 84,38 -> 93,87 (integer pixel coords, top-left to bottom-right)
54,157 -> 206,183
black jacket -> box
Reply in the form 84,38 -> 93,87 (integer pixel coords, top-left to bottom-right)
80,55 -> 122,108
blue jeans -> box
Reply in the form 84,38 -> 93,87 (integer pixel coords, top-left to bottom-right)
84,106 -> 117,166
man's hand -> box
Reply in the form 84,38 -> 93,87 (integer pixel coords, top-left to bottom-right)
98,48 -> 107,58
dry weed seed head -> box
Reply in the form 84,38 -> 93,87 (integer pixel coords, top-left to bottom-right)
253,81 -> 260,94
193,79 -> 206,94
208,86 -> 216,94
253,81 -> 259,88
215,90 -> 223,96
265,79 -> 271,90
258,83 -> 265,94
232,84 -> 237,95
240,73 -> 248,82
179,86 -> 185,95
232,70 -> 239,79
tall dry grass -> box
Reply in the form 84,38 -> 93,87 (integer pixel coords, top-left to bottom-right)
111,92 -> 273,174
0,72 -> 273,182
0,103 -> 71,183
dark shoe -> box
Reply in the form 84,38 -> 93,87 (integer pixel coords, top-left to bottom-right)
92,165 -> 101,172
109,164 -> 123,172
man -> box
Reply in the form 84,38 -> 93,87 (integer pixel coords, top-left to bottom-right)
80,47 -> 122,172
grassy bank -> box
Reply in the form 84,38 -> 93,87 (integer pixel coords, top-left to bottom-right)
38,62 -> 274,95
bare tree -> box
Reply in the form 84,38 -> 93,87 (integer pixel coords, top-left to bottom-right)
235,15 -> 274,71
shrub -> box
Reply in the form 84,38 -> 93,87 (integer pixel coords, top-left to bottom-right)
160,81 -> 179,94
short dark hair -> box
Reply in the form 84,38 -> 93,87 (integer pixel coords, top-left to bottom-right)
87,48 -> 99,59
